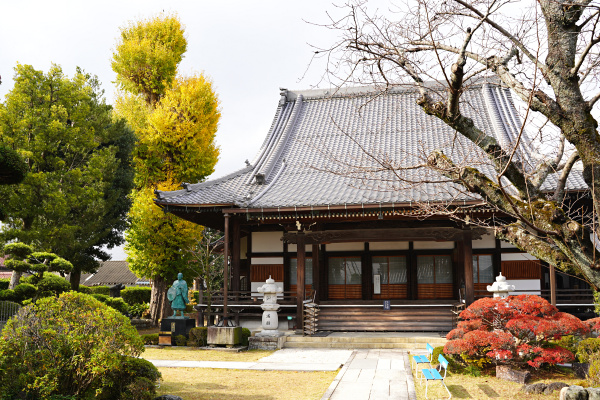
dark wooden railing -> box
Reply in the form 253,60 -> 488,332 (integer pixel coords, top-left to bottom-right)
195,289 -> 313,327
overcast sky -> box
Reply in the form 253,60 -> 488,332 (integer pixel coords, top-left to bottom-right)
1,1 -> 343,260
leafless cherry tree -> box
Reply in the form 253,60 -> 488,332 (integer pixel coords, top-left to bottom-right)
311,0 -> 600,288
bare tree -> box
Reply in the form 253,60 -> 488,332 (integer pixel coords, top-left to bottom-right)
187,228 -> 224,316
312,0 -> 600,288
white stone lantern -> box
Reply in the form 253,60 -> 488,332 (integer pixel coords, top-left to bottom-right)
256,276 -> 284,337
487,273 -> 515,298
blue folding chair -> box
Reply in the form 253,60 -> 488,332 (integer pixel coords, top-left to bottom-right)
412,343 -> 434,379
421,354 -> 451,399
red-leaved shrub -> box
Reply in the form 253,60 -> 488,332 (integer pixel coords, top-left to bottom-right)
444,295 -> 589,369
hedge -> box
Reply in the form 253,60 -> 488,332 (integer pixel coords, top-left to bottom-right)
121,287 -> 151,305
89,286 -> 110,295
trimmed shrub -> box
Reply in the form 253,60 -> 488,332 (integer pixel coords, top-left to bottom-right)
242,327 -> 251,346
129,303 -> 149,318
96,356 -> 160,400
141,333 -> 159,345
0,292 -> 143,399
431,346 -> 444,366
121,287 -> 151,305
174,334 -> 187,346
188,327 -> 207,347
89,285 -> 110,295
576,338 -> 600,363
0,279 -> 9,290
22,273 -> 71,296
77,285 -> 92,294
13,283 -> 37,302
90,294 -> 129,315
0,289 -> 16,302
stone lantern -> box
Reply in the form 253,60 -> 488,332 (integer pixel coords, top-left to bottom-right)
256,276 -> 284,337
487,272 -> 515,298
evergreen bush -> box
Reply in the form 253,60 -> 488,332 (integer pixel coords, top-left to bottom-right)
89,285 -> 110,295
121,286 -> 151,305
13,283 -> 37,302
140,333 -> 159,345
188,327 -> 207,347
96,356 -> 161,400
0,292 -> 143,399
242,327 -> 251,346
77,285 -> 92,294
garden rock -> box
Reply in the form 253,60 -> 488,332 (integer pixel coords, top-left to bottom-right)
153,396 -> 184,400
587,387 -> 600,400
560,386 -> 588,400
496,365 -> 531,384
545,382 -> 569,395
522,383 -> 547,394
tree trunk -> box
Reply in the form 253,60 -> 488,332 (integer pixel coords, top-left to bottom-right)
69,268 -> 81,291
149,276 -> 170,325
9,270 -> 22,290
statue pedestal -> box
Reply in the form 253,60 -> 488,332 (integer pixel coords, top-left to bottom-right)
158,317 -> 196,346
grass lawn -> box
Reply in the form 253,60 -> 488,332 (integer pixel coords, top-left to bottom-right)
142,347 -> 274,362
412,366 -> 583,399
156,367 -> 338,400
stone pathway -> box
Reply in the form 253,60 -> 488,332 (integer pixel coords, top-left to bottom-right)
148,348 -> 417,400
321,349 -> 416,400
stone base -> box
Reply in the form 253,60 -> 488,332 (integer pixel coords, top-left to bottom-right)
255,330 -> 285,338
159,317 -> 195,346
248,335 -> 286,350
496,365 -> 530,384
207,326 -> 242,346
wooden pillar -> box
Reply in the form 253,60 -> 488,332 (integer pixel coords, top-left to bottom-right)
549,264 -> 557,306
462,230 -> 475,305
231,218 -> 241,292
312,243 -> 320,302
223,213 -> 229,321
296,233 -> 306,331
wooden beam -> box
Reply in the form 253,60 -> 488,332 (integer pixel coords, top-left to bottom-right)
462,230 -> 474,305
312,243 -> 320,302
223,213 -> 230,321
283,227 -> 487,244
231,218 -> 241,292
296,233 -> 306,331
549,264 -> 557,306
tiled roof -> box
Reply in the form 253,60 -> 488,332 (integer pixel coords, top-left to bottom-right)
155,82 -> 587,209
82,261 -> 149,287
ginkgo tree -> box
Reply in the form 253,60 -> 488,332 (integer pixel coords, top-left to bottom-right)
113,14 -> 220,324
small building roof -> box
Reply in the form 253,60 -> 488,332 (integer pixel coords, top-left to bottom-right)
155,81 -> 586,217
81,260 -> 149,287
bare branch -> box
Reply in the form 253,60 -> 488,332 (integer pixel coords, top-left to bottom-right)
553,151 -> 580,202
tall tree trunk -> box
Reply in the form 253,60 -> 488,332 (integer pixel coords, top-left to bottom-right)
149,276 -> 170,325
8,270 -> 21,290
69,268 -> 81,291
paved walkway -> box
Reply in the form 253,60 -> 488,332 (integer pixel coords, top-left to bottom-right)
149,348 -> 418,400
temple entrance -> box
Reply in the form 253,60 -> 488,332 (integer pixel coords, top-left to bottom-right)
372,255 -> 408,299
328,256 -> 362,299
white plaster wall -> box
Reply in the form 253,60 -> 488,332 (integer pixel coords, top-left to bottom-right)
252,232 -> 283,253
369,241 -> 410,250
251,257 -> 284,264
473,233 -> 496,249
413,241 -> 455,250
501,253 -> 538,261
288,243 -> 311,253
501,240 -> 517,248
326,242 -> 365,251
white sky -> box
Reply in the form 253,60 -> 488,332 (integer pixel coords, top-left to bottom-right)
0,1 -> 342,260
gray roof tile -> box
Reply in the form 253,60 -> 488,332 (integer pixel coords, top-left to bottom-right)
155,83 -> 588,209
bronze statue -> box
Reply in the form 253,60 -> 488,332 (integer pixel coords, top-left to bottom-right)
167,272 -> 188,318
